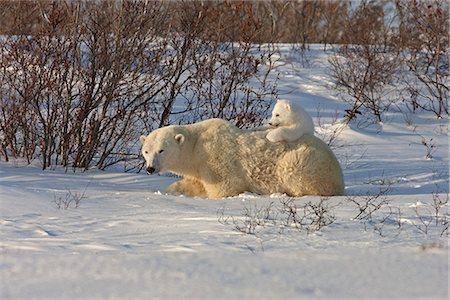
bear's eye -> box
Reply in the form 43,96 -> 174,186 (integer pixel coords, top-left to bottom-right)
275,114 -> 280,117
159,149 -> 164,154
144,151 -> 148,154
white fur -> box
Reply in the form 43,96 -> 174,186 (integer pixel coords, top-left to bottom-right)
266,99 -> 315,142
140,118 -> 344,198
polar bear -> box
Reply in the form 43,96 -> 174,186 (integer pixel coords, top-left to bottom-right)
140,118 -> 344,198
266,99 -> 315,143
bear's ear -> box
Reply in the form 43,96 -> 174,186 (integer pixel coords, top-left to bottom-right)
139,135 -> 146,145
174,133 -> 185,145
285,103 -> 291,111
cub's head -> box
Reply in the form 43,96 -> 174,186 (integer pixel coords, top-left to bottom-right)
139,126 -> 186,175
268,99 -> 296,127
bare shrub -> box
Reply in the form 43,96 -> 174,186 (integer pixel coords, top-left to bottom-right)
411,204 -> 433,235
431,187 -> 449,227
304,197 -> 336,232
395,0 -> 449,119
411,197 -> 449,237
0,1 -> 278,170
0,1 -> 171,170
328,1 -> 400,124
218,197 -> 336,236
52,189 -> 87,210
315,104 -> 347,148
52,180 -> 90,209
167,1 -> 278,129
328,43 -> 399,124
346,186 -> 391,222
327,0 -> 448,123
419,135 -> 437,160
279,197 -> 336,234
347,193 -> 403,238
217,201 -> 277,235
347,183 -> 449,238
371,205 -> 403,238
417,185 -> 450,237
278,198 -> 304,231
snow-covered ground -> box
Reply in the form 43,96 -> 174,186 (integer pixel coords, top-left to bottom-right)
1,45 -> 448,299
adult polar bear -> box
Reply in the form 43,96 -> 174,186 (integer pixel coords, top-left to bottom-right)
140,118 -> 344,198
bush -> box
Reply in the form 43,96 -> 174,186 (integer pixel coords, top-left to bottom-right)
328,0 -> 449,124
0,1 -> 278,170
396,0 -> 449,119
328,1 -> 400,123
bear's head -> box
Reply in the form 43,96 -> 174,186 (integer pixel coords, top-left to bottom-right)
139,126 -> 186,175
268,99 -> 296,127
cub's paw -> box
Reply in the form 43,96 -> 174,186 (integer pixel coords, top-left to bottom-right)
266,130 -> 282,142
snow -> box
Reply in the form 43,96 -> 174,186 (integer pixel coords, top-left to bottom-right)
1,45 -> 448,299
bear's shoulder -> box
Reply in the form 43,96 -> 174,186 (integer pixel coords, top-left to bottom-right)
188,118 -> 236,133
196,118 -> 231,127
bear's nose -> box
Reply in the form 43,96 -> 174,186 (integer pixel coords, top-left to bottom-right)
146,166 -> 156,174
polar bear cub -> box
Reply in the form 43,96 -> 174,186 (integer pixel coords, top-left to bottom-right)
266,99 -> 314,143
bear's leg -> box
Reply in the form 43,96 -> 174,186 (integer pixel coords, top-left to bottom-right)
166,178 -> 207,197
202,181 -> 247,198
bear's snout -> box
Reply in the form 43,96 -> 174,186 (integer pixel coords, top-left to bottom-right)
146,166 -> 156,174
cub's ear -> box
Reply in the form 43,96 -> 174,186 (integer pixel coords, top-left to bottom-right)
174,133 -> 185,145
139,135 -> 147,145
